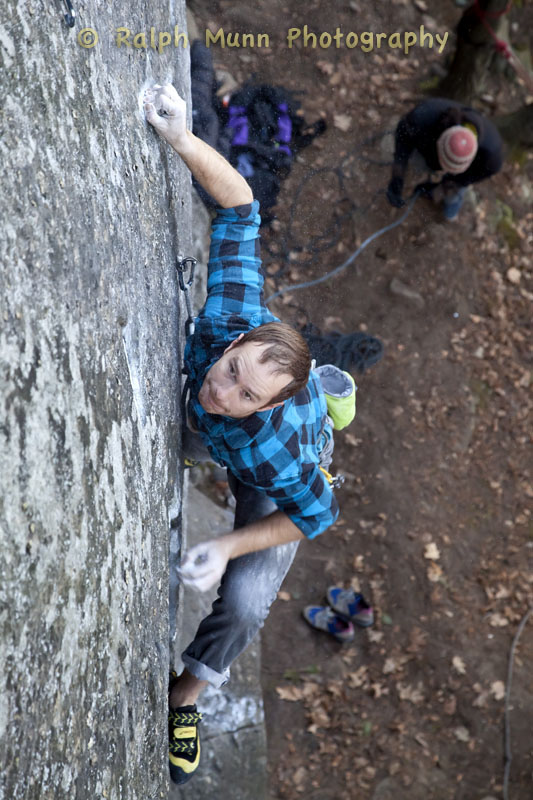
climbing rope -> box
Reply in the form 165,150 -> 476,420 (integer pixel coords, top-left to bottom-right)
261,129 -> 396,283
265,190 -> 420,304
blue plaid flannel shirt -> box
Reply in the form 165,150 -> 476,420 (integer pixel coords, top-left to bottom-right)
183,201 -> 338,538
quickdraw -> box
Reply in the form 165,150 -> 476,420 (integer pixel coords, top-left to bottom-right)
62,0 -> 75,27
176,256 -> 197,337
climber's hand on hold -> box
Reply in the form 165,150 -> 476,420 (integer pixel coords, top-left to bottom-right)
144,82 -> 252,205
178,538 -> 232,592
143,84 -> 190,152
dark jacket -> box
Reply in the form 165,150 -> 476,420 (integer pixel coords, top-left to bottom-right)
393,98 -> 504,187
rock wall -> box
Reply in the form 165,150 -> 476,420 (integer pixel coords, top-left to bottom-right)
0,2 -> 190,797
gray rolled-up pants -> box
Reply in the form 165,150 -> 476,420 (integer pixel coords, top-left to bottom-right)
180,425 -> 334,688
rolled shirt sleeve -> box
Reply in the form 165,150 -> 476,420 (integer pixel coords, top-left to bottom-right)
266,466 -> 340,539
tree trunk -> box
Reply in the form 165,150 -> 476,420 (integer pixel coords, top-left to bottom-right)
495,103 -> 533,148
438,0 -> 511,104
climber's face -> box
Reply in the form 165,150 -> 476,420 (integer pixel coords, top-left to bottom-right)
198,335 -> 291,419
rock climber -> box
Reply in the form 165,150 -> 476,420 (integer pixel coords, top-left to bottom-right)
143,83 -> 361,785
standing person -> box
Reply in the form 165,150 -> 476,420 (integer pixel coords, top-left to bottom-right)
143,84 -> 350,785
387,97 -> 504,219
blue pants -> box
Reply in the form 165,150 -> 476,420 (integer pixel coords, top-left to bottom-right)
442,186 -> 466,220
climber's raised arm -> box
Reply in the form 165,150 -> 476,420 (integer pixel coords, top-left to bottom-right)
144,83 -> 253,208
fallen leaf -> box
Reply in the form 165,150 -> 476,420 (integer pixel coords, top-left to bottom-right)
293,766 -> 307,786
397,682 -> 425,704
347,666 -> 368,688
407,627 -> 428,653
326,680 -> 343,698
454,726 -> 470,742
316,60 -> 334,76
383,658 -> 399,675
353,555 -> 364,570
301,681 -> 320,699
490,680 -> 505,700
277,590 -> 291,601
414,732 -> 430,750
424,542 -> 441,560
452,656 -> 466,675
276,686 -> 304,702
489,613 -> 509,627
506,267 -> 521,284
427,563 -> 443,582
367,630 -> 384,643
308,703 -> 331,729
495,586 -> 511,599
333,113 -> 352,132
344,433 -> 362,447
472,683 -> 489,708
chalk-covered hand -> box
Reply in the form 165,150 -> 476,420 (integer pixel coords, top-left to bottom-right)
178,539 -> 232,592
386,176 -> 405,208
143,84 -> 188,149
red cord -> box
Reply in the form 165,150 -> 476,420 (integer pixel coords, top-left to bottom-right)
469,0 -> 533,89
472,0 -> 513,61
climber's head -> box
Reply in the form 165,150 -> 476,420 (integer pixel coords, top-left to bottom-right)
198,322 -> 311,418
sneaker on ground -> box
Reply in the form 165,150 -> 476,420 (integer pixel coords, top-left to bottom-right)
326,587 -> 374,627
302,605 -> 355,643
168,671 -> 203,785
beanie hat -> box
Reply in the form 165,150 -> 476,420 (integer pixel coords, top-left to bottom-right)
437,125 -> 478,174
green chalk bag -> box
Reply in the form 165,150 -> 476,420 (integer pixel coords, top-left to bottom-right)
314,364 -> 357,430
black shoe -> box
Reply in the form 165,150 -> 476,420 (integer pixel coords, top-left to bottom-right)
168,672 -> 203,785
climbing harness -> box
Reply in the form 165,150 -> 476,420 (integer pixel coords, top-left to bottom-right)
176,256 -> 197,337
265,190 -> 420,304
319,466 -> 345,491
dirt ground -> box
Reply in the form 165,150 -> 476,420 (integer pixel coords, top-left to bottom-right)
188,1 -> 533,798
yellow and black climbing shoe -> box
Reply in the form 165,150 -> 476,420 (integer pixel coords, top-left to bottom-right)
168,704 -> 203,784
168,673 -> 203,787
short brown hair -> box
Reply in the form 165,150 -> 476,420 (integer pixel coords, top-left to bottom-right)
235,322 -> 311,404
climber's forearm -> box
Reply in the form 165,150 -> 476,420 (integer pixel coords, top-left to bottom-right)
172,131 -> 253,208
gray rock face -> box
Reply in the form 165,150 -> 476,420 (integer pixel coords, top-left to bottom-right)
0,2 -> 190,797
